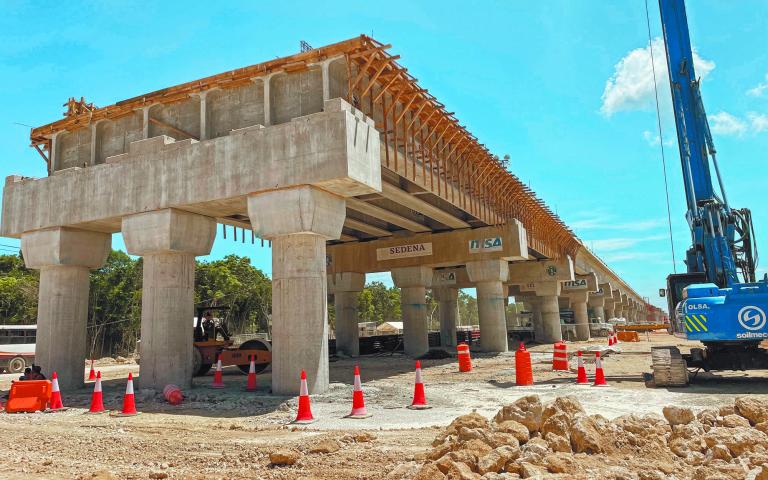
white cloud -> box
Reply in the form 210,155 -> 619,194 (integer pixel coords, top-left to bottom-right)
601,37 -> 715,117
588,234 -> 667,252
570,213 -> 665,232
747,73 -> 768,97
710,111 -> 748,136
748,112 -> 768,133
642,130 -> 675,147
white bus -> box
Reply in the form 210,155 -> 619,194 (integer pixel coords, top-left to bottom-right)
0,325 -> 36,374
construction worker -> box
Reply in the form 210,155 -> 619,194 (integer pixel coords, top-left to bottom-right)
202,311 -> 215,341
27,365 -> 46,380
19,367 -> 31,381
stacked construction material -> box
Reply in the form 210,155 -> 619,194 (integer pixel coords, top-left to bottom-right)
651,346 -> 688,387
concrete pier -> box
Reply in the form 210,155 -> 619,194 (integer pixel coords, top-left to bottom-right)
21,228 -> 110,390
538,294 -> 563,343
434,287 -> 458,350
328,272 -> 365,357
467,260 -> 509,352
568,291 -> 590,341
249,186 -> 346,395
123,209 -> 215,390
392,266 -> 432,358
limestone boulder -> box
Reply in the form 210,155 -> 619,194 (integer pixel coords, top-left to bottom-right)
540,411 -> 571,440
445,460 -> 481,480
697,408 -> 719,427
308,438 -> 341,454
570,416 -> 604,454
413,463 -> 446,480
435,413 -> 491,446
663,406 -> 695,426
269,449 -> 300,466
541,396 -> 585,425
493,395 -> 543,433
494,420 -> 530,444
545,433 -> 571,453
735,397 -> 768,425
718,414 -> 751,429
703,426 -> 768,457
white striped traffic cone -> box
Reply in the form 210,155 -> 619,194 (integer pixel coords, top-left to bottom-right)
292,369 -> 317,424
211,356 -> 225,389
345,365 -> 371,419
111,372 -> 140,416
87,371 -> 106,414
48,371 -> 65,410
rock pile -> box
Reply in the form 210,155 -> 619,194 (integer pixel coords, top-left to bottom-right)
408,395 -> 768,479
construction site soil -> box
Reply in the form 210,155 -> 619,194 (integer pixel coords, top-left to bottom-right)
2,333 -> 768,479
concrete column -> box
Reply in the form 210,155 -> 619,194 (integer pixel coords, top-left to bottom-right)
142,106 -> 150,139
567,290 -> 590,341
591,304 -> 606,324
321,60 -> 331,102
262,74 -> 274,126
328,272 -> 365,357
248,186 -> 346,395
433,287 -> 458,349
539,294 -> 563,343
466,260 -> 509,352
391,266 -> 433,358
604,303 -> 615,320
21,228 -> 110,390
519,297 -> 545,340
197,91 -> 210,140
123,209 -> 215,390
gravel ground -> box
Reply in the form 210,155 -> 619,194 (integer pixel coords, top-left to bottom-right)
1,333 -> 767,479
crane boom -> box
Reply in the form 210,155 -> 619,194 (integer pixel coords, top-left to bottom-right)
655,0 -> 768,377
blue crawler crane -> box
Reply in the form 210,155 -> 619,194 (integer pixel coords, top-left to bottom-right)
658,0 -> 768,378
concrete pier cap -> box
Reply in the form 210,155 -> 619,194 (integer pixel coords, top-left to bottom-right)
21,227 -> 111,390
508,257 -> 575,343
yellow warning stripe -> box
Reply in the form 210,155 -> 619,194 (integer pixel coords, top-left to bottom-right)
684,321 -> 693,332
692,315 -> 708,332
685,316 -> 701,332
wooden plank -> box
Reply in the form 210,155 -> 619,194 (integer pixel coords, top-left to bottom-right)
380,182 -> 470,229
344,218 -> 393,237
347,198 -> 430,233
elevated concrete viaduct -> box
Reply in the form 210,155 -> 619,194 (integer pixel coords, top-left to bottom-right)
2,35 -> 651,394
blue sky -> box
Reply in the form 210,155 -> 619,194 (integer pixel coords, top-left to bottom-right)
1,1 -> 767,309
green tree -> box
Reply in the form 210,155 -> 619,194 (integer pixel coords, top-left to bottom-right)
457,290 -> 479,326
0,253 -> 38,323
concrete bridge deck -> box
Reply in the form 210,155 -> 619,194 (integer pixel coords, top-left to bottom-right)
1,35 -> 665,395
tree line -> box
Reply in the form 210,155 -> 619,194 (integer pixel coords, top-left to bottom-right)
0,251 -> 509,356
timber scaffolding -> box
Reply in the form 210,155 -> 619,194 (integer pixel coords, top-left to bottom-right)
28,34 -> 581,259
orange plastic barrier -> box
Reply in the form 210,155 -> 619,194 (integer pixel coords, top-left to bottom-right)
552,342 -> 568,371
457,343 -> 472,372
5,380 -> 52,413
515,343 -> 534,386
617,331 -> 640,342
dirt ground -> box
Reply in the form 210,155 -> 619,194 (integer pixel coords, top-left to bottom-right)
2,332 -> 768,479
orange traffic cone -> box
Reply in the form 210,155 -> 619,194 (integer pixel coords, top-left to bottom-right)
407,360 -> 431,410
614,334 -> 619,344
345,365 -> 371,419
48,371 -> 65,410
245,356 -> 257,392
552,342 -> 569,371
87,371 -> 106,414
111,372 -> 139,416
211,355 -> 225,389
575,351 -> 589,385
608,336 -> 614,347
88,359 -> 96,381
515,343 -> 534,386
292,369 -> 317,424
593,352 -> 608,387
